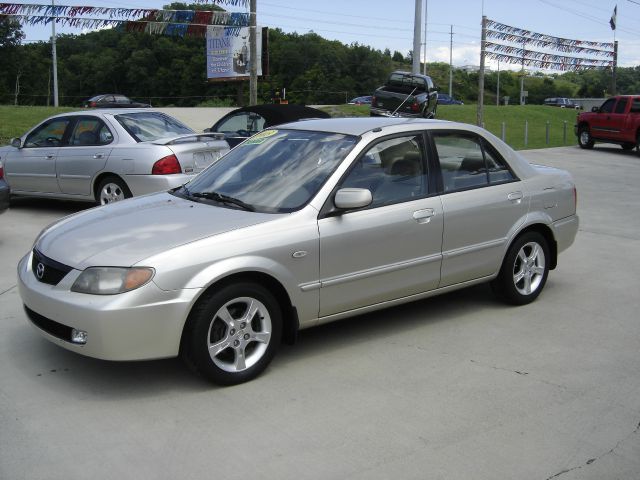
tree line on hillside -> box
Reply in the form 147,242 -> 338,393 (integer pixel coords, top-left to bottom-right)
2,7 -> 640,107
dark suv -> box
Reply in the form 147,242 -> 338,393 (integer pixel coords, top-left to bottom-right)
544,97 -> 581,109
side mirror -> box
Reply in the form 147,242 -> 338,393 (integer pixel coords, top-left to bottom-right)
10,137 -> 22,148
334,188 -> 372,210
591,106 -> 600,113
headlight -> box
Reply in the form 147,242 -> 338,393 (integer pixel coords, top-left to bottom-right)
71,267 -> 155,295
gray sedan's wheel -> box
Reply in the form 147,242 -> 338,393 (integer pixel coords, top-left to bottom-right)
491,231 -> 550,305
578,127 -> 594,149
183,283 -> 282,385
96,176 -> 132,205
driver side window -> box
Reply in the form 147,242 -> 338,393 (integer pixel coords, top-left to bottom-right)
24,119 -> 71,148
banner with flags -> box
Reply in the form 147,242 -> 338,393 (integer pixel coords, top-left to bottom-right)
485,18 -> 616,72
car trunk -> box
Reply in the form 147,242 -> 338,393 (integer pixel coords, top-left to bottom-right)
153,134 -> 230,174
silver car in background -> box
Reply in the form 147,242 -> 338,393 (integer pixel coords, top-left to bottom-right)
1,109 -> 229,205
18,118 -> 579,385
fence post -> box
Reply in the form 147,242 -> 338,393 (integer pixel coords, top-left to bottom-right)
501,122 -> 506,141
546,121 -> 550,145
563,121 -> 567,144
524,120 -> 528,148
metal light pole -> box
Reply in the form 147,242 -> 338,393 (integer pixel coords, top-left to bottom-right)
249,0 -> 257,105
51,0 -> 59,107
448,25 -> 453,95
422,0 -> 428,75
412,0 -> 422,74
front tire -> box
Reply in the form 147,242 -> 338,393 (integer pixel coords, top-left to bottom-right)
491,232 -> 550,305
578,127 -> 594,149
183,283 -> 282,385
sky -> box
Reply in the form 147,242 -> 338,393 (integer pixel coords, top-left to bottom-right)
15,0 -> 640,71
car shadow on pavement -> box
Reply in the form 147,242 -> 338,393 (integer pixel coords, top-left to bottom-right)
274,283 -> 509,367
8,196 -> 93,214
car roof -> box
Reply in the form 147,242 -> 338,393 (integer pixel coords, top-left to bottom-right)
215,104 -> 330,128
276,117 -> 475,136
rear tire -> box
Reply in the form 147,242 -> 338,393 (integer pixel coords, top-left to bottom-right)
621,143 -> 635,151
578,127 -> 594,149
491,232 -> 550,305
183,282 -> 282,385
96,176 -> 132,205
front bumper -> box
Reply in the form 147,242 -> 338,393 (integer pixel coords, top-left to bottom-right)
18,252 -> 200,361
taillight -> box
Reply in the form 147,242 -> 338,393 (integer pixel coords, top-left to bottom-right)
371,96 -> 377,106
410,101 -> 420,112
90,101 -> 96,107
0,163 -> 4,179
152,154 -> 181,175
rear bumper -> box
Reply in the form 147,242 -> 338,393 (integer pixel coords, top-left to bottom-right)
552,214 -> 579,254
370,107 -> 423,118
124,173 -> 194,197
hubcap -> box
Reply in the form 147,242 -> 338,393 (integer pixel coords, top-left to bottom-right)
512,241 -> 546,296
207,297 -> 272,373
100,182 -> 125,204
580,131 -> 590,144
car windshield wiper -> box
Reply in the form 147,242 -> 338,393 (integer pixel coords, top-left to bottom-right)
191,191 -> 255,211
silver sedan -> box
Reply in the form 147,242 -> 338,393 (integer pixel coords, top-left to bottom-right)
18,118 -> 579,385
1,109 -> 229,205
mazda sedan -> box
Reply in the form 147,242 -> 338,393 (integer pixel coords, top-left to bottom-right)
1,110 -> 229,205
18,118 -> 579,385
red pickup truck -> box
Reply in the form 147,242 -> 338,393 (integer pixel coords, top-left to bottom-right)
575,96 -> 640,150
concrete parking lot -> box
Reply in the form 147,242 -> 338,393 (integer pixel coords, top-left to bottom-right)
1,144 -> 639,479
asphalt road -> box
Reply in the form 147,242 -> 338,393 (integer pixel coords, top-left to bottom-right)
1,144 -> 639,480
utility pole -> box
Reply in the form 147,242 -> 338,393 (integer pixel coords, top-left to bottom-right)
249,0 -> 257,105
51,0 -> 59,107
496,59 -> 500,106
477,15 -> 486,127
412,0 -> 422,74
448,25 -> 453,95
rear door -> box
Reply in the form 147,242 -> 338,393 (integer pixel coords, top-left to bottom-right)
432,130 -> 528,286
4,117 -> 71,193
56,116 -> 113,196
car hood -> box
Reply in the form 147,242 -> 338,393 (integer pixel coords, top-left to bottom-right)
36,192 -> 279,269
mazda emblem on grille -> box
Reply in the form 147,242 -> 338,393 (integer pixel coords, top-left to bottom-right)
36,262 -> 45,280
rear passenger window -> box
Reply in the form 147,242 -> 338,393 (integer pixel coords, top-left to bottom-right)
432,131 -> 515,192
615,98 -> 628,114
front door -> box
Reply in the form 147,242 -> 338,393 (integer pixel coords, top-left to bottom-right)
318,133 -> 443,317
4,117 -> 71,194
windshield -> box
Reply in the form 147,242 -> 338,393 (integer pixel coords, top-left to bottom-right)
114,112 -> 194,142
181,129 -> 358,213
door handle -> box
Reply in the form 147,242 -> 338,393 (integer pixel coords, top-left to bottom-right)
413,208 -> 435,224
93,154 -> 104,159
507,191 -> 523,203
46,154 -> 55,159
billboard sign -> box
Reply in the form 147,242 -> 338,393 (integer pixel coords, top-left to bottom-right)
206,27 -> 263,80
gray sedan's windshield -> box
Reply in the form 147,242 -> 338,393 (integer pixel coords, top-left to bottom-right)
183,129 -> 358,213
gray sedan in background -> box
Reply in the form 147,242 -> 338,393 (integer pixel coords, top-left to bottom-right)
0,110 -> 229,205
18,118 -> 578,385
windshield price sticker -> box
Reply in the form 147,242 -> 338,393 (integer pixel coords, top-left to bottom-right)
244,129 -> 278,145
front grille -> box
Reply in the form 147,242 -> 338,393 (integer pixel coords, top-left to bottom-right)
31,249 -> 73,285
24,306 -> 73,342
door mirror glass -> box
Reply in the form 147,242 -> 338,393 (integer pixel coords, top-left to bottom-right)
10,137 -> 22,148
